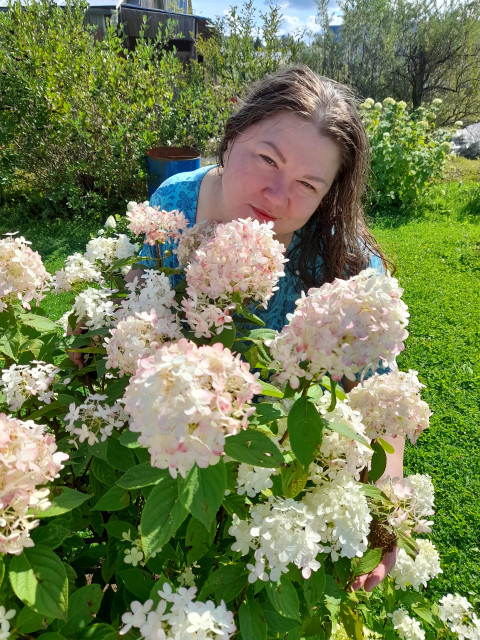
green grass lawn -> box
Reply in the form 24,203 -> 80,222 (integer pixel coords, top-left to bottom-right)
1,156 -> 479,604
371,165 -> 480,601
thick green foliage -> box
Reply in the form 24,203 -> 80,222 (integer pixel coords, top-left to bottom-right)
0,0 -> 233,219
361,97 -> 451,211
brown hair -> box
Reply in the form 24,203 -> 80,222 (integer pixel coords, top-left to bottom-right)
217,65 -> 389,290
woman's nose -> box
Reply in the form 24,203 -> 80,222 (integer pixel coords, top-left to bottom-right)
263,174 -> 288,207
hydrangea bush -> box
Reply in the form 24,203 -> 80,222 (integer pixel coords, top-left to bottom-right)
0,211 -> 477,640
360,97 -> 451,210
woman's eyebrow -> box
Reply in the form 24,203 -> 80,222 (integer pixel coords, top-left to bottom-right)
261,140 -> 327,185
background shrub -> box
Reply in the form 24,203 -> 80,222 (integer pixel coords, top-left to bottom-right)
360,97 -> 451,211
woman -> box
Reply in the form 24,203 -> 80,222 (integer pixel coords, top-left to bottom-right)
81,65 -> 403,589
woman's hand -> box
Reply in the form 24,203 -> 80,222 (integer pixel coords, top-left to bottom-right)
66,321 -> 86,369
343,377 -> 405,592
351,547 -> 399,591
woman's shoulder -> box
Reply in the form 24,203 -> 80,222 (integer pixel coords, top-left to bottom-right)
150,165 -> 215,210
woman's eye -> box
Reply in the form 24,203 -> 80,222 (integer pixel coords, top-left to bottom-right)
261,155 -> 276,166
301,180 -> 315,191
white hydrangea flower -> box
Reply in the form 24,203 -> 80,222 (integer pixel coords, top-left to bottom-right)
0,606 -> 16,638
54,252 -> 103,292
120,583 -> 235,639
390,539 -> 442,590
63,394 -> 129,447
229,497 -> 323,582
391,608 -> 425,640
0,361 -> 59,411
438,593 -> 480,640
70,286 -> 117,329
304,468 -> 372,561
377,474 -> 435,534
236,463 -> 278,498
314,391 -> 372,477
124,546 -> 144,567
115,270 -> 177,322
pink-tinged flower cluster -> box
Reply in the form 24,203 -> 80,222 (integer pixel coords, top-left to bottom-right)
120,583 -> 236,639
105,309 -> 182,377
0,361 -> 59,411
268,268 -> 409,388
182,218 -> 287,338
0,413 -> 68,555
377,474 -> 435,534
124,339 -> 262,478
348,369 -> 431,443
0,235 -> 51,312
126,201 -> 188,246
175,220 -> 217,268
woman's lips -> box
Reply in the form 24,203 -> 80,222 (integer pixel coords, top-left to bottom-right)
250,205 -> 276,223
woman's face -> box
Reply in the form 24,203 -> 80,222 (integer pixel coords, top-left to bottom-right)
219,111 -> 342,248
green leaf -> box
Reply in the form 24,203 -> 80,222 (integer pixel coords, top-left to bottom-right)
30,521 -> 71,549
119,569 -> 156,600
224,428 -> 284,467
9,546 -> 68,620
265,576 -> 301,621
199,564 -> 249,603
119,429 -> 141,448
369,440 -> 387,483
37,634 -> 68,640
91,456 -> 117,486
281,459 -> 309,498
185,517 -> 215,564
103,376 -> 130,404
360,484 -> 385,500
325,421 -> 372,449
377,436 -> 395,454
79,623 -> 119,640
106,437 -> 136,471
117,462 -> 168,489
355,548 -> 382,575
60,584 -> 103,637
239,600 -> 268,640
397,530 -> 419,558
258,380 -> 284,398
178,460 -> 226,530
91,485 -> 130,511
37,487 -> 90,518
303,564 -> 326,610
103,520 -> 137,540
18,312 -> 58,332
243,328 -> 277,343
235,302 -> 266,326
339,603 -> 364,640
288,396 -> 325,470
0,555 -> 4,588
16,606 -> 51,634
263,604 -> 300,634
140,476 -> 188,559
211,324 -> 236,348
254,403 -> 286,423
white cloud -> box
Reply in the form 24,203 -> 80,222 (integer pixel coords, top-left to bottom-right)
279,12 -> 321,35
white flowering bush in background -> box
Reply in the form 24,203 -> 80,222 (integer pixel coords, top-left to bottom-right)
0,208 -> 476,640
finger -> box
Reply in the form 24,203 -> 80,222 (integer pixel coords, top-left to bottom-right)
351,547 -> 399,592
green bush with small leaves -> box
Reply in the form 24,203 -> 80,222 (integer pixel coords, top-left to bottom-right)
360,97 -> 451,211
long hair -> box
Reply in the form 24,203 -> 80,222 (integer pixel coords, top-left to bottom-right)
217,65 -> 388,289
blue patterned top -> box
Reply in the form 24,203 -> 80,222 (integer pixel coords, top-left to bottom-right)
139,165 -> 384,333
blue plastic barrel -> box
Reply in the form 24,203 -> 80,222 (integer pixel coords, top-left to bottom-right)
146,146 -> 201,198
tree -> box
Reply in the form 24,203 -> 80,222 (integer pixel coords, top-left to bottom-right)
311,0 -> 480,123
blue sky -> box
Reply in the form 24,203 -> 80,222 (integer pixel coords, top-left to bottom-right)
191,0 -> 341,36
